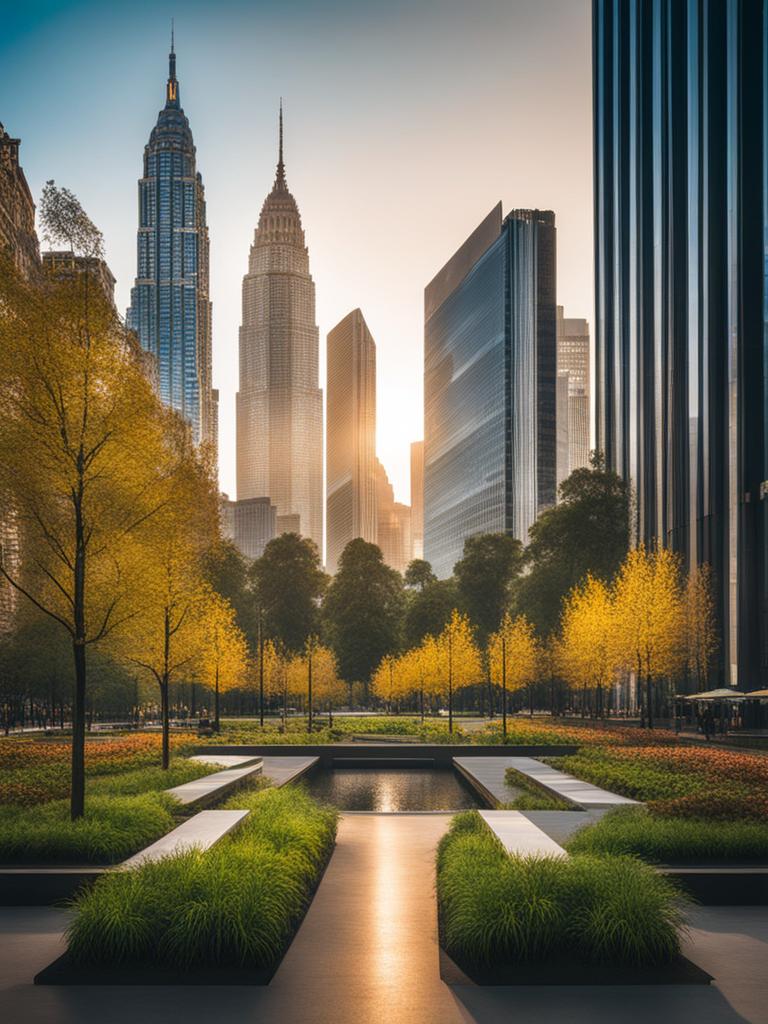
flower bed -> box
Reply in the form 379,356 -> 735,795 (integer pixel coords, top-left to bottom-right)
0,735 -> 196,806
65,786 -> 338,972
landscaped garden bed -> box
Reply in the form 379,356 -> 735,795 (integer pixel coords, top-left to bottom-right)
501,766 -> 575,811
435,810 -> 710,986
35,786 -> 338,985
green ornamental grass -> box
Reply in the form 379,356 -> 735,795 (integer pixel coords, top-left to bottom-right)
437,811 -> 686,967
567,806 -> 768,864
66,785 -> 339,969
0,793 -> 177,864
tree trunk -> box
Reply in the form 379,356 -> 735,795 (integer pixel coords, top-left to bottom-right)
160,678 -> 170,769
646,674 -> 654,729
70,638 -> 86,820
307,653 -> 313,733
501,637 -> 507,738
448,634 -> 453,734
259,624 -> 265,728
214,665 -> 220,732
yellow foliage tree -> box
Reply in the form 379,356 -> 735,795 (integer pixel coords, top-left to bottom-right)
558,575 -> 618,717
286,636 -> 339,733
488,613 -> 539,734
685,563 -> 718,691
199,590 -> 248,732
0,250 -> 178,817
612,544 -> 685,728
435,610 -> 481,733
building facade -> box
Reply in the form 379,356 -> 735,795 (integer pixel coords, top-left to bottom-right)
423,204 -> 557,578
0,125 -> 39,280
375,459 -> 411,575
221,495 -> 276,562
593,0 -> 768,687
410,440 -> 425,561
236,107 -> 323,552
556,306 -> 591,481
326,309 -> 377,574
126,41 -> 216,448
42,251 -> 116,307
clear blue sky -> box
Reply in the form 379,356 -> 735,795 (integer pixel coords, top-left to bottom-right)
0,0 -> 593,503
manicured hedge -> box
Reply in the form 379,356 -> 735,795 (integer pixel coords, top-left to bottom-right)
567,806 -> 768,864
437,811 -> 685,967
66,786 -> 338,969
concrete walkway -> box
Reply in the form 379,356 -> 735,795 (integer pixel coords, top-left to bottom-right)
1,815 -> 767,1023
260,755 -> 318,787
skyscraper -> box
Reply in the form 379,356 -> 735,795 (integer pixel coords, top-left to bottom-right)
221,496 -> 276,562
326,309 -> 377,574
0,125 -> 39,280
556,306 -> 590,480
127,37 -> 216,448
236,106 -> 323,552
410,440 -> 424,561
375,459 -> 412,575
593,0 -> 768,686
423,204 -> 557,578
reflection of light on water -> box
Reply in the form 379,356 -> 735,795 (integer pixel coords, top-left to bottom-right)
378,774 -> 397,813
306,768 -> 480,812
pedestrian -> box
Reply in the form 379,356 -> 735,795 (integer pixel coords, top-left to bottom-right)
702,704 -> 715,741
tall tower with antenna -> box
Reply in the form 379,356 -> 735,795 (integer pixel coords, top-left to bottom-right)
236,104 -> 323,553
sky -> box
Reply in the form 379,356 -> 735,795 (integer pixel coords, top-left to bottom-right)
0,0 -> 593,504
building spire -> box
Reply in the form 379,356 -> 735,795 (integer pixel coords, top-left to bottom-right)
275,98 -> 286,189
166,21 -> 179,108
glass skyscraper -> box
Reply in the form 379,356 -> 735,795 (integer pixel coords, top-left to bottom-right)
127,40 -> 216,448
423,205 -> 557,579
593,0 -> 768,686
326,309 -> 377,574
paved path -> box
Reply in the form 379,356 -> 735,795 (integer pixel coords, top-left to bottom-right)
1,815 -> 767,1023
165,760 -> 263,807
260,755 -> 318,787
120,810 -> 249,869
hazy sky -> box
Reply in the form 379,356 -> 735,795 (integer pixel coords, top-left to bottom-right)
0,0 -> 593,503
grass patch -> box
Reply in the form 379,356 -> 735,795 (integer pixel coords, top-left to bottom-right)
566,806 -> 768,864
0,793 -> 178,864
87,758 -> 219,797
501,767 -> 574,811
437,811 -> 686,967
66,786 -> 338,969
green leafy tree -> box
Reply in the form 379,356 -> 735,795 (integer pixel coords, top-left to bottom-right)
404,559 -> 436,590
514,453 -> 630,636
250,533 -> 327,654
453,533 -> 524,642
323,539 -> 405,687
403,577 -> 459,649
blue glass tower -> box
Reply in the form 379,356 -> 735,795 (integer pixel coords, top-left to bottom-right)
423,205 -> 557,579
593,0 -> 768,686
127,37 -> 215,449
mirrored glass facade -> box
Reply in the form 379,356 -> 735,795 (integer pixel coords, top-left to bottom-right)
593,0 -> 768,685
423,206 -> 556,579
127,44 -> 215,448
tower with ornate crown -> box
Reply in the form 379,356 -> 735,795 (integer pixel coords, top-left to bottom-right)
236,106 -> 323,553
127,33 -> 216,450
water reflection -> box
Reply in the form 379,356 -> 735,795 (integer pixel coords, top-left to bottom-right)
304,768 -> 481,811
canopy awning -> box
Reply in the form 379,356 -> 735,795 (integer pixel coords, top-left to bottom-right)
743,688 -> 768,698
683,688 -> 746,700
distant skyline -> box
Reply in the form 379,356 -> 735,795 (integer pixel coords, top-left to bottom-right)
0,0 -> 593,503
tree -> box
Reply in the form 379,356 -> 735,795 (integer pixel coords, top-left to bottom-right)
118,418 -> 219,766
199,591 -> 248,731
323,539 -> 404,687
514,453 -> 630,636
454,533 -> 524,642
435,610 -> 482,733
685,563 -> 718,691
404,559 -> 436,590
250,533 -> 326,653
201,539 -> 254,642
558,575 -> 618,716
612,545 -> 685,728
403,577 -> 458,649
286,636 -> 337,732
488,613 -> 539,734
0,243 -> 172,818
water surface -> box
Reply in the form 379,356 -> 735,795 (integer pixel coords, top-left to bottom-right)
304,768 -> 482,812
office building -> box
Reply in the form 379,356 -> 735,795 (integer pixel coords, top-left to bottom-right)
410,440 -> 424,561
423,204 -> 557,578
326,309 -> 377,574
126,38 -> 216,447
236,106 -> 323,552
593,0 -> 768,685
